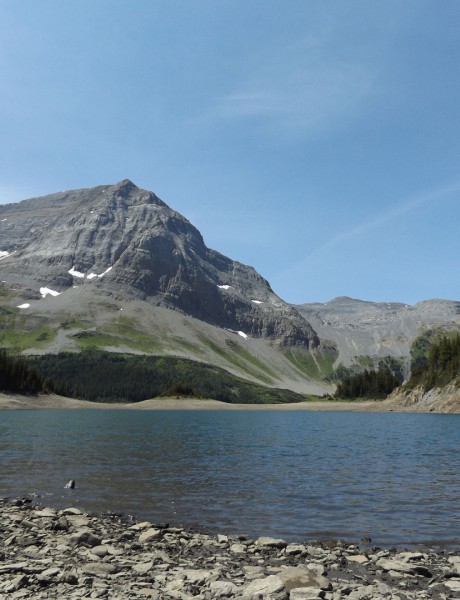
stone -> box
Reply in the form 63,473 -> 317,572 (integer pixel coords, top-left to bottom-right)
129,521 -> 152,530
36,567 -> 60,583
305,563 -> 326,576
138,528 -> 162,543
255,536 -> 288,549
32,508 -> 57,518
61,507 -> 82,515
60,571 -> 79,585
4,575 -> 28,593
209,580 -> 238,597
377,558 -> 415,573
396,551 -> 426,562
70,530 -> 102,547
243,575 -> 286,599
444,579 -> 460,592
216,534 -> 229,544
81,562 -> 118,576
290,588 -> 325,600
91,544 -> 111,558
230,543 -> 247,554
286,544 -> 307,556
277,567 -> 331,592
347,555 -> 369,564
133,561 -> 154,575
0,498 -> 457,600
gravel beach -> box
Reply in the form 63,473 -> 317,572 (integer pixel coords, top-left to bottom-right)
1,497 -> 459,600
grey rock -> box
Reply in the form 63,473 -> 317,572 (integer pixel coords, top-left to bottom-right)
70,530 -> 102,547
81,561 -> 118,576
290,588 -> 325,600
4,575 -> 28,593
60,570 -> 79,584
444,579 -> 460,592
0,498 -> 457,600
255,536 -> 288,549
61,507 -> 82,515
209,580 -> 239,597
91,544 -> 111,558
138,527 -> 162,543
277,567 -> 331,592
242,575 -> 287,599
132,560 -> 154,575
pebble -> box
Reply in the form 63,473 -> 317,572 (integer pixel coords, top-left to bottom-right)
0,496 -> 459,599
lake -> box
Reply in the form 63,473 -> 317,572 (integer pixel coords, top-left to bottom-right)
1,410 -> 459,548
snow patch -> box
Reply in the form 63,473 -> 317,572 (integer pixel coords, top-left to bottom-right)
217,284 -> 232,290
237,331 -> 248,340
87,273 -> 98,280
98,266 -> 113,278
1,218 -> 7,221
0,251 -> 12,261
40,287 -> 61,298
251,300 -> 262,304
17,303 -> 30,309
68,266 -> 85,278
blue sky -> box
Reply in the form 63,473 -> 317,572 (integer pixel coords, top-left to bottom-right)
1,1 -> 459,304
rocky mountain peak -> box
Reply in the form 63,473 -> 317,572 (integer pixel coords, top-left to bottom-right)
0,181 -> 319,348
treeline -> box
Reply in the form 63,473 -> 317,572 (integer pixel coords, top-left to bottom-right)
0,350 -> 51,394
334,332 -> 460,399
26,350 -> 305,404
334,366 -> 403,399
409,333 -> 460,390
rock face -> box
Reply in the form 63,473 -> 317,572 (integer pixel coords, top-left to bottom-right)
1,497 -> 459,599
0,180 -> 318,348
296,296 -> 460,369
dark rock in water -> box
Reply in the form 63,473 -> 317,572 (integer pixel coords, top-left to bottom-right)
64,479 -> 75,489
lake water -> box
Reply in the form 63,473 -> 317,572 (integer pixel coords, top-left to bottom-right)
1,410 -> 459,548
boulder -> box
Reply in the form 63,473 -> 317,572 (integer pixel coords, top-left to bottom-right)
277,567 -> 331,593
242,575 -> 286,599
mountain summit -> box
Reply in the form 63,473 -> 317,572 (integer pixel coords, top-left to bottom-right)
0,180 -> 318,348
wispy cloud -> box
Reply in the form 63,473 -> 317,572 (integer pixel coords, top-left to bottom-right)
209,59 -> 374,136
281,180 -> 460,276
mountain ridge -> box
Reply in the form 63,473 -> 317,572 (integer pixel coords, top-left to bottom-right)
1,180 -> 459,398
0,180 -> 318,349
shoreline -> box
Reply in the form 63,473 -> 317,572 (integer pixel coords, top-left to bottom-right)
1,392 -> 459,413
1,497 -> 459,599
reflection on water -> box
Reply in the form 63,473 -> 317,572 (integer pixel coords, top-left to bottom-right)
1,410 -> 459,546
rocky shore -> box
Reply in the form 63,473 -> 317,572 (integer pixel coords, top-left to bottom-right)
1,498 -> 460,599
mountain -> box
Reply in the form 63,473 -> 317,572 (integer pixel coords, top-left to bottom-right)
0,180 -> 330,396
296,296 -> 460,375
1,180 -> 459,400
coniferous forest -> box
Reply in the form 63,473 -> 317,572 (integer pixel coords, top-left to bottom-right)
334,332 -> 460,399
334,366 -> 403,399
0,350 -> 51,394
24,350 -> 305,404
408,333 -> 460,390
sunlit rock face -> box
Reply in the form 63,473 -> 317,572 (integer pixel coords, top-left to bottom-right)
0,179 -> 318,348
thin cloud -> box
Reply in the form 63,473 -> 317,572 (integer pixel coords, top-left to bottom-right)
281,181 -> 460,276
209,61 -> 374,136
